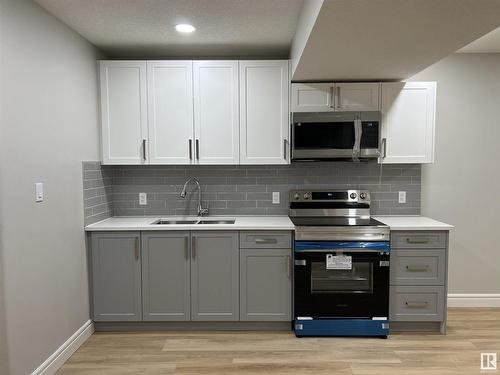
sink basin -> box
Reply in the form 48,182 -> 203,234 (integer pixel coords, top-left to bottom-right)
197,220 -> 235,225
153,219 -> 199,225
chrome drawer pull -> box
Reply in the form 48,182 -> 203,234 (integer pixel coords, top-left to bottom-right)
406,265 -> 429,272
254,238 -> 278,244
406,238 -> 430,244
405,301 -> 428,308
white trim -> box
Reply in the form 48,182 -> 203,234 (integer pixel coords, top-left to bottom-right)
31,320 -> 94,375
448,294 -> 500,307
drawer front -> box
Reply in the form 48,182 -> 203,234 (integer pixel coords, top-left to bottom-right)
240,231 -> 292,249
390,249 -> 446,286
390,286 -> 444,322
392,231 -> 447,249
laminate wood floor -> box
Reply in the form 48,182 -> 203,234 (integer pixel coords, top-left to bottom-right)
57,308 -> 500,375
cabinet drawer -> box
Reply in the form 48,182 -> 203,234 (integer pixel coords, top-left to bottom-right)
392,231 -> 447,249
240,231 -> 292,249
390,249 -> 446,286
390,286 -> 444,322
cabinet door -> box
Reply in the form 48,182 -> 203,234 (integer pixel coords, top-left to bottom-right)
142,232 -> 191,321
291,83 -> 334,112
100,61 -> 148,165
147,61 -> 194,164
380,82 -> 436,164
191,232 -> 239,321
91,232 -> 142,321
334,83 -> 380,111
240,248 -> 291,321
240,60 -> 289,164
193,61 -> 239,164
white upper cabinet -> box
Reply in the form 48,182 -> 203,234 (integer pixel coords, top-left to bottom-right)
147,61 -> 194,164
380,82 -> 436,164
291,83 -> 334,112
100,61 -> 148,165
193,61 -> 239,164
334,83 -> 380,111
240,60 -> 289,164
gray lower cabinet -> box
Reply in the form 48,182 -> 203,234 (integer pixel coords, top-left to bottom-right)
91,232 -> 142,321
141,232 -> 191,321
191,231 -> 239,321
240,248 -> 291,321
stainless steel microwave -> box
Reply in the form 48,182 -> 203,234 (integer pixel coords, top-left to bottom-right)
291,111 -> 382,161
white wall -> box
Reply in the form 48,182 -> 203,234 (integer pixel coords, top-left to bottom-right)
410,54 -> 500,296
0,0 -> 102,373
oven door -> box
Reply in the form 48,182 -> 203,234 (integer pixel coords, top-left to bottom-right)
291,111 -> 381,160
294,241 -> 390,319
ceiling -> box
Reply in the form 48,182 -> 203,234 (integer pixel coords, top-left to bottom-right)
458,27 -> 500,53
34,0 -> 303,58
292,0 -> 500,81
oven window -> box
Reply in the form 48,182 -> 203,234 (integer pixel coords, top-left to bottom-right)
310,262 -> 373,294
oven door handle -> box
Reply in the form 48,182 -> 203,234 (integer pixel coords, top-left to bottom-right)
294,248 -> 388,253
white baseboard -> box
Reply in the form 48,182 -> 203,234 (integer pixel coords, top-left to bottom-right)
448,294 -> 500,307
31,320 -> 94,375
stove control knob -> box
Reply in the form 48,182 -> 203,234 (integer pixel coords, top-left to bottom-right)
294,192 -> 300,200
303,192 -> 311,200
350,192 -> 357,199
360,192 -> 367,200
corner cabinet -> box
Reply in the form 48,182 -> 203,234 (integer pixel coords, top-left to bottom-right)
100,61 -> 148,165
239,60 -> 290,164
380,82 -> 436,164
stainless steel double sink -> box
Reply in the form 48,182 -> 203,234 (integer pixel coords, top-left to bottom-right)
152,219 -> 235,225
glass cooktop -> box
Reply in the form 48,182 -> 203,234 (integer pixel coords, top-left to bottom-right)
289,217 -> 386,227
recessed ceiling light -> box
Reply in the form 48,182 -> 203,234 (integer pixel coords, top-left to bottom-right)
175,24 -> 196,33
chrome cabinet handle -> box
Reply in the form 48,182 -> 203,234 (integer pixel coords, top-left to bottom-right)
189,139 -> 193,160
185,236 -> 189,260
135,237 -> 140,260
381,138 -> 387,158
195,139 -> 200,160
405,301 -> 428,308
336,86 -> 341,109
283,139 -> 288,160
286,255 -> 291,278
329,86 -> 334,108
192,236 -> 196,259
406,264 -> 429,272
255,238 -> 278,244
406,238 -> 430,244
142,139 -> 147,161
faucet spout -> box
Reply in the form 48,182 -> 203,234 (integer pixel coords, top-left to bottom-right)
179,177 -> 208,216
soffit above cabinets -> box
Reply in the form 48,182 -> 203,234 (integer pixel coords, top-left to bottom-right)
34,0 -> 303,58
291,0 -> 500,81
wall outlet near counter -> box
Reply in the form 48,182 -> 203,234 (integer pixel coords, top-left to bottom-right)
398,191 -> 406,204
139,192 -> 147,205
272,192 -> 280,204
35,182 -> 43,202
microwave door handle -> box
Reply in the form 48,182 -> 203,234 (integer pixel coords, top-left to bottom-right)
352,115 -> 362,162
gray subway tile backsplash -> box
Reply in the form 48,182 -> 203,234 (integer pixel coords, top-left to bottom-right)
82,161 -> 421,223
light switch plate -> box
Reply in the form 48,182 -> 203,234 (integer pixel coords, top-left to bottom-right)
272,191 -> 280,204
35,182 -> 43,202
398,191 -> 406,204
139,192 -> 147,205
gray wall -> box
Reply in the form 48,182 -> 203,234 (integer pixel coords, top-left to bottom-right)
0,0 -> 101,373
411,53 -> 500,295
83,162 -> 421,220
82,162 -> 113,225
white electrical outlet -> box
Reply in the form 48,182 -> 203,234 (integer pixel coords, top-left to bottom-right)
272,192 -> 280,204
35,182 -> 44,202
139,192 -> 147,205
398,191 -> 406,204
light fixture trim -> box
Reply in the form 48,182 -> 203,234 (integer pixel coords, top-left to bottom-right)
175,24 -> 196,33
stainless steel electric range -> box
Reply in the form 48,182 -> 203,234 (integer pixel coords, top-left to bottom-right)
289,190 -> 390,338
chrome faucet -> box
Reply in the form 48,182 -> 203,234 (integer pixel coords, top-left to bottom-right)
180,177 -> 209,216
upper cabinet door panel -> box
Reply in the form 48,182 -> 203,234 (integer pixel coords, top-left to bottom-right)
380,82 -> 436,164
291,83 -> 334,112
240,60 -> 289,165
147,61 -> 194,164
193,61 -> 239,164
335,83 -> 380,111
100,61 -> 148,165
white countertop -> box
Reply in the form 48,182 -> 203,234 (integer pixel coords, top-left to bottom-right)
85,215 -> 453,232
373,216 -> 453,231
85,216 -> 295,232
